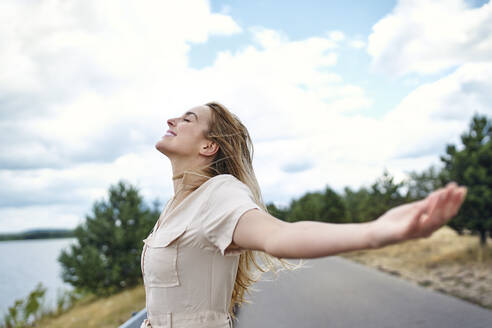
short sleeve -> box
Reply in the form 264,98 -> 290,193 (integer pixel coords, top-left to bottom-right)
202,175 -> 261,256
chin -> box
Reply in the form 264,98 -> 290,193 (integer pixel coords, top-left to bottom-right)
156,141 -> 176,160
155,140 -> 167,154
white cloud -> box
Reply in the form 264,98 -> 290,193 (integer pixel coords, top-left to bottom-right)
368,0 -> 492,76
327,30 -> 345,42
0,0 -> 245,231
0,205 -> 86,233
251,27 -> 290,49
0,0 -> 242,94
202,28 -> 375,131
0,0 -> 243,168
348,40 -> 366,49
0,5 -> 378,231
252,62 -> 492,205
384,62 -> 492,163
2,0 -> 491,232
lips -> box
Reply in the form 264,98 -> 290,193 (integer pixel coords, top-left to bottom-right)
165,130 -> 177,136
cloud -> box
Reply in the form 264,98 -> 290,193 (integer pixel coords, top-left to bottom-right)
0,204 -> 86,233
327,30 -> 345,42
384,62 -> 492,160
0,0 -> 242,105
0,0 -> 246,231
199,27 -> 372,131
0,7 -> 379,231
348,40 -> 366,49
368,0 -> 492,76
3,0 -> 491,232
0,149 -> 172,232
0,0 -> 243,170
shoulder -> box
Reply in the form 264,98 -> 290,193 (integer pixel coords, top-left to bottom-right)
209,173 -> 238,182
207,174 -> 246,188
202,174 -> 255,202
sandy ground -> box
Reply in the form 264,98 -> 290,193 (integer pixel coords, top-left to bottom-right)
340,226 -> 492,310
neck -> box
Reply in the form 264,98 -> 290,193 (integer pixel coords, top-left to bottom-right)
170,158 -> 211,195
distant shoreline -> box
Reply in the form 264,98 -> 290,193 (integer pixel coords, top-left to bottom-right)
0,229 -> 75,241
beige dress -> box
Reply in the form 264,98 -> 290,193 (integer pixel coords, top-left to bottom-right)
140,174 -> 261,328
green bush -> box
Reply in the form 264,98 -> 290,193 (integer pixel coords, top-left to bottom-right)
58,180 -> 160,296
1,283 -> 81,328
2,283 -> 46,328
286,186 -> 348,223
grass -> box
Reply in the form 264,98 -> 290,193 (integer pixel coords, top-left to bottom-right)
341,226 -> 492,309
341,226 -> 492,268
35,285 -> 145,328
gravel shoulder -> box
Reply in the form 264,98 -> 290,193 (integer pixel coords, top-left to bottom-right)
340,226 -> 492,310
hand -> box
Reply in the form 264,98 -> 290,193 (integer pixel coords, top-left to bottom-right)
371,182 -> 467,248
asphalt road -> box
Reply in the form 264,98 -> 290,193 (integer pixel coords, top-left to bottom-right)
233,256 -> 492,328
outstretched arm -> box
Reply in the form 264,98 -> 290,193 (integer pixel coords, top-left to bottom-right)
230,182 -> 467,259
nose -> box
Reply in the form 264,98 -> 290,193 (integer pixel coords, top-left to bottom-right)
167,118 -> 176,127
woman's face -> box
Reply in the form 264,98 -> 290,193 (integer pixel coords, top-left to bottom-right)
155,105 -> 213,160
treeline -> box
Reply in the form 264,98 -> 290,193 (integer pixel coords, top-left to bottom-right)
0,229 -> 75,241
267,169 -> 422,224
268,113 -> 492,246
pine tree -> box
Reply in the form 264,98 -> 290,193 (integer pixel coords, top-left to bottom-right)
58,181 -> 160,295
440,114 -> 492,246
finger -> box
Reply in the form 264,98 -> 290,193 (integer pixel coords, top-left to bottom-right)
445,181 -> 458,189
425,185 -> 452,215
441,186 -> 460,219
458,186 -> 468,200
435,185 -> 465,226
407,199 -> 429,238
410,199 -> 429,222
452,186 -> 467,214
420,184 -> 461,236
416,198 -> 429,216
420,191 -> 440,225
436,187 -> 455,223
429,189 -> 443,211
429,186 -> 449,203
442,189 -> 457,218
443,186 -> 467,219
421,189 -> 448,234
430,188 -> 448,217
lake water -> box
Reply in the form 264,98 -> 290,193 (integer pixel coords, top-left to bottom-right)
0,238 -> 76,317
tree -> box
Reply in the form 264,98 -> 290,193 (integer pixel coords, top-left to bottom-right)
343,186 -> 373,223
342,170 -> 408,224
266,202 -> 289,221
404,165 -> 446,201
440,114 -> 492,247
58,181 -> 160,296
366,170 -> 408,221
287,186 -> 347,223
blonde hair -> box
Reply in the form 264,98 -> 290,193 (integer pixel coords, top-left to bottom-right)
178,101 -> 304,320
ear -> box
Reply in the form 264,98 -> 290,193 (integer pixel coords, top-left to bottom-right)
199,141 -> 219,157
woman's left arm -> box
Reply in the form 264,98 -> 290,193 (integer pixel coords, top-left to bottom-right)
231,182 -> 467,259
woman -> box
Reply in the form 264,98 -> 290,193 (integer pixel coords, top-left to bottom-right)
140,102 -> 467,328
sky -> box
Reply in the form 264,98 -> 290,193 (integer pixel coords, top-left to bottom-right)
1,0 -> 492,233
